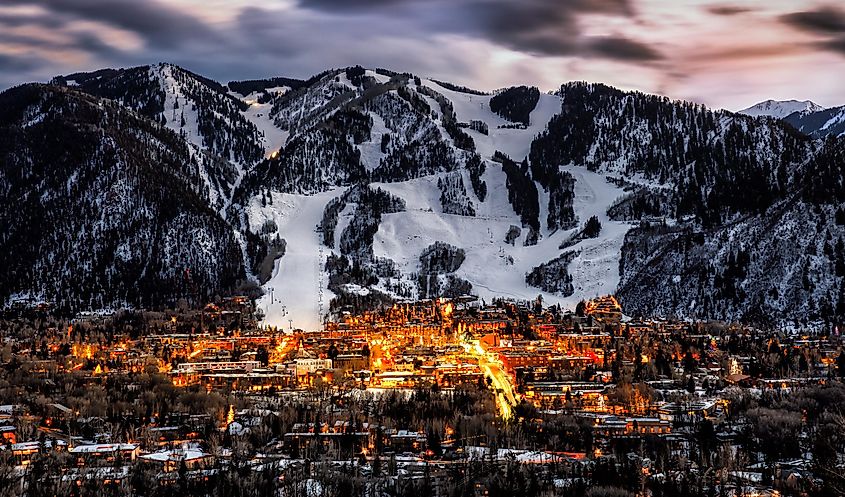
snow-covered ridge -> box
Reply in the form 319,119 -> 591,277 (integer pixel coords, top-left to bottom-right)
784,105 -> 845,139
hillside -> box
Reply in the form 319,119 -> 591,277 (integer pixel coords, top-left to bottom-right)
529,82 -> 843,326
1,65 -> 843,329
0,84 -> 255,312
784,105 -> 845,139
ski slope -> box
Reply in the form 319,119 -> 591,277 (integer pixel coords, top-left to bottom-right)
425,79 -> 562,161
249,190 -> 340,332
373,165 -> 630,310
239,89 -> 290,158
249,73 -> 632,329
558,165 -> 632,307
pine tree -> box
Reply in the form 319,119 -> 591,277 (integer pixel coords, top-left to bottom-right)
583,215 -> 602,238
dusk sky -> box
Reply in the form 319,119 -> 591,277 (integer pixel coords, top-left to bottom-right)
1,0 -> 844,110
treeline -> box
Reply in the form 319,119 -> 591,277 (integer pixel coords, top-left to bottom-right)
438,173 -> 476,216
490,86 -> 540,125
496,152 -> 540,244
322,186 -> 408,313
525,251 -> 577,296
226,76 -> 306,96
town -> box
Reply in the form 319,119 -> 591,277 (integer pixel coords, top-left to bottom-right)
0,295 -> 843,497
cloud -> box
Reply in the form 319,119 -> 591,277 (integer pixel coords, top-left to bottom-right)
294,0 -> 409,10
781,5 -> 845,56
819,36 -> 845,53
0,52 -> 44,72
0,28 -> 123,57
0,0 -> 842,110
706,5 -> 753,16
298,0 -> 631,13
0,11 -> 66,29
3,0 -> 219,48
295,0 -> 654,60
781,6 -> 845,35
0,0 -> 659,90
587,35 -> 663,61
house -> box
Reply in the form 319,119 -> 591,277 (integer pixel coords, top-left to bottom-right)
294,346 -> 332,375
140,445 -> 213,472
0,425 -> 16,444
69,443 -> 139,466
4,439 -> 67,466
390,430 -> 427,453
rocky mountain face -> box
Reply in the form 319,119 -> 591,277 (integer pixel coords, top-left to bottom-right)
2,65 -> 844,329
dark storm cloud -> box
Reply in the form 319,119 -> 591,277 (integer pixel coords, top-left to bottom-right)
587,36 -> 662,61
781,5 -> 845,56
0,29 -> 120,57
295,0 -> 660,61
3,0 -> 219,48
465,1 -> 584,57
0,0 -> 663,92
299,0 -> 632,15
820,37 -> 845,52
0,0 -> 224,90
706,5 -> 753,16
0,11 -> 66,29
299,0 -> 408,9
0,6 -> 128,64
781,6 -> 845,34
222,5 -> 479,82
0,53 -> 44,73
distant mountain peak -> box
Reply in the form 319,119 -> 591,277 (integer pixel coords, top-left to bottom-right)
738,99 -> 825,119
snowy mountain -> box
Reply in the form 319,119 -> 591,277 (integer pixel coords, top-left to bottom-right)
231,69 -> 587,328
784,105 -> 845,139
531,83 -> 845,326
0,84 -> 253,313
739,99 -> 824,119
738,99 -> 845,140
52,63 -> 268,212
3,64 -> 844,329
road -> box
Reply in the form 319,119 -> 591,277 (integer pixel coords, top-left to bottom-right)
464,341 -> 519,419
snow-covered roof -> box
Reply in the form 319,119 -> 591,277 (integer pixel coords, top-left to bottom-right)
70,443 -> 137,454
140,447 -> 211,463
6,440 -> 67,451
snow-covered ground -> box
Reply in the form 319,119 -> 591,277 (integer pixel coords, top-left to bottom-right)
558,165 -> 632,307
357,112 -> 388,171
241,95 -> 289,158
251,75 -> 632,328
155,64 -> 202,149
425,79 -> 562,161
373,165 -> 631,310
249,190 -> 341,332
